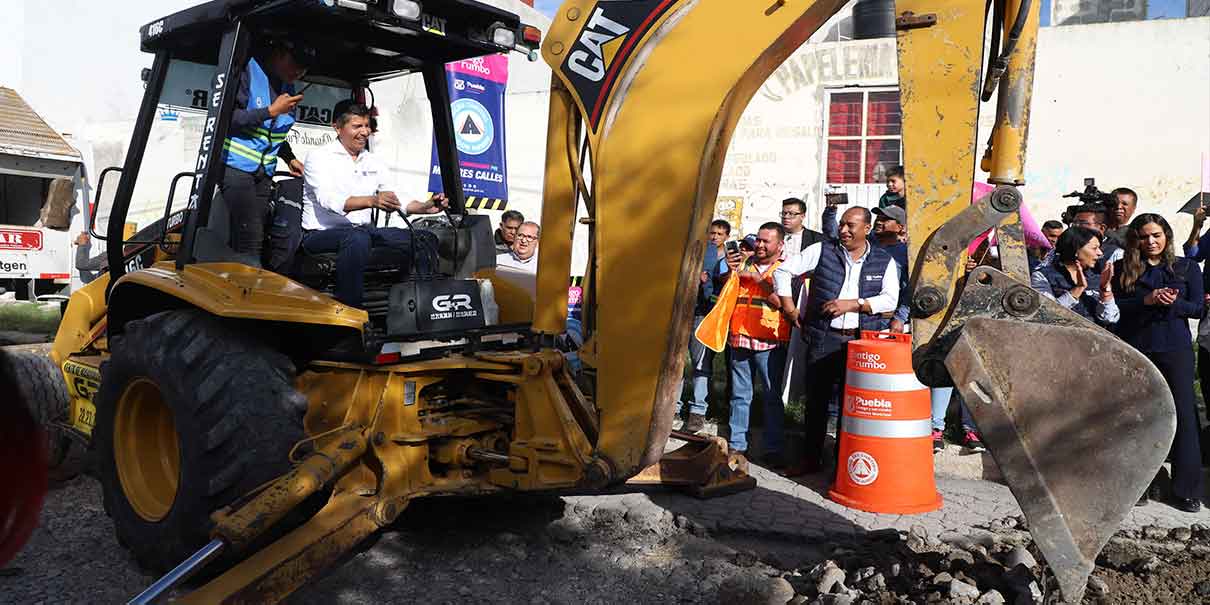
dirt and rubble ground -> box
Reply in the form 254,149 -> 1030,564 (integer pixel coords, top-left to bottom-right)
6,437 -> 1210,605
5,314 -> 1210,604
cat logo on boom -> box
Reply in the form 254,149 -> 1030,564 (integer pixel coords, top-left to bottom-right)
558,0 -> 677,132
567,8 -> 631,82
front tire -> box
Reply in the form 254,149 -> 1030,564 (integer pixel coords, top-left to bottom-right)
94,310 -> 308,572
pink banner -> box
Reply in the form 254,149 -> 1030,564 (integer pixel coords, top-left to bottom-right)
967,182 -> 1052,253
447,54 -> 510,84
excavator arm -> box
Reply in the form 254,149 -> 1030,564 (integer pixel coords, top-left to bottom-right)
536,1 -> 1175,602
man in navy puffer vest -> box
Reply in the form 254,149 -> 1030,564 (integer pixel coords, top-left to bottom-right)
774,207 -> 900,476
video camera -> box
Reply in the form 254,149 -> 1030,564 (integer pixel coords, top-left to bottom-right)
1062,178 -> 1115,205
1060,178 -> 1116,225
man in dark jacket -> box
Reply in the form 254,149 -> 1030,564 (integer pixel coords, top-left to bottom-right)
1104,187 -> 1138,247
494,210 -> 525,254
870,205 -> 911,333
781,197 -> 826,262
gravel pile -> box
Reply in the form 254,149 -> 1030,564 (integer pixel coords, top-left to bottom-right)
723,515 -> 1210,605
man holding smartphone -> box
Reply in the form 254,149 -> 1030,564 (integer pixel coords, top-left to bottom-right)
717,223 -> 794,467
221,37 -> 313,262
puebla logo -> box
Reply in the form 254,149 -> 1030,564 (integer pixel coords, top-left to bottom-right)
451,98 -> 494,156
847,451 -> 879,486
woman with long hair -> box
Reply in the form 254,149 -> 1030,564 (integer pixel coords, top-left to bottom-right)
1031,226 -> 1118,327
1112,213 -> 1205,511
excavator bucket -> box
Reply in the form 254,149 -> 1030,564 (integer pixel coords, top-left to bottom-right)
946,315 -> 1176,603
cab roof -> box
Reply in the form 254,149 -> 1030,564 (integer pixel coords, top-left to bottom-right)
139,0 -> 523,84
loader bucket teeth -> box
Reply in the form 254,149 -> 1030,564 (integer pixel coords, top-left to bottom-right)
945,317 -> 1176,603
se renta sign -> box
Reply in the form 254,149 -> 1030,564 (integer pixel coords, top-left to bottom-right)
428,55 -> 509,202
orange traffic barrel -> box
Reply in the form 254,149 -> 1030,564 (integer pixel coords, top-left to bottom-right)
828,331 -> 942,514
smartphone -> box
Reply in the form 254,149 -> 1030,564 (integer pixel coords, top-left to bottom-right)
825,192 -> 849,206
725,240 -> 741,256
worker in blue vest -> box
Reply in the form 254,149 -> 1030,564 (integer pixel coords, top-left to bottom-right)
221,37 -> 315,264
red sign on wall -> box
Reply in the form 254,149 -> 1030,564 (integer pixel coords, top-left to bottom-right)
0,228 -> 43,251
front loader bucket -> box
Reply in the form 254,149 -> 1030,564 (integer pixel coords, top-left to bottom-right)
946,317 -> 1176,603
627,432 -> 757,498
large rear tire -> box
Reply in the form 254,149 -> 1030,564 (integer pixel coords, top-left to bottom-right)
94,309 -> 308,572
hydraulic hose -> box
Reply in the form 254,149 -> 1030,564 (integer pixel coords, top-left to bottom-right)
981,0 -> 1033,101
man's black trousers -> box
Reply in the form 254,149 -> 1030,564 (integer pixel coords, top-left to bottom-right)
219,168 -> 272,261
802,332 -> 856,469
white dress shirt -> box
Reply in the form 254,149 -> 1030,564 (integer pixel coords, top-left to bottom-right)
783,229 -> 804,258
496,250 -> 538,273
773,241 -> 900,329
302,139 -> 396,230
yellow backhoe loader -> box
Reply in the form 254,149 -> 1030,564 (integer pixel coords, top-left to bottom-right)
40,0 -> 1174,603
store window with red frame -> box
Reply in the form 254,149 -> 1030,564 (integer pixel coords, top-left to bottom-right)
826,92 -> 863,183
826,90 -> 902,185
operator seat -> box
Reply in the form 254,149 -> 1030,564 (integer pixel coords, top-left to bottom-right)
287,214 -> 496,289
289,245 -> 421,291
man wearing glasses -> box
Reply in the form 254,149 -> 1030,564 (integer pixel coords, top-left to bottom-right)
497,221 -> 540,273
780,197 -> 826,261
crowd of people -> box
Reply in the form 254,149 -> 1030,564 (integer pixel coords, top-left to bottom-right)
683,169 -> 1208,514
1028,187 -> 1207,513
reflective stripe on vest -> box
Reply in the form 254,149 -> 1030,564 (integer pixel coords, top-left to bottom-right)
846,369 -> 927,392
223,57 -> 295,175
842,417 -> 933,439
729,260 -> 789,341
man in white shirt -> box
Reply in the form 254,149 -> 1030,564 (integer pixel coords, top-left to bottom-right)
301,103 -> 445,307
773,206 -> 900,475
780,197 -> 825,262
495,221 -> 540,273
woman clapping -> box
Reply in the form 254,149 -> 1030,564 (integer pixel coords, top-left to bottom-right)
1030,227 -> 1118,327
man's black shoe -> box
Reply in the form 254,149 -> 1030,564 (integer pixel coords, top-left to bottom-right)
781,459 -> 825,477
761,452 -> 785,471
1149,482 -> 1164,501
1170,497 -> 1202,513
683,413 -> 706,434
